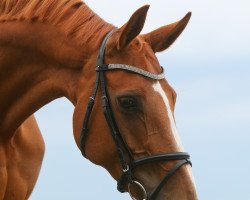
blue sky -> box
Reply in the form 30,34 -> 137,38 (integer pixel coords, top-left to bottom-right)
31,1 -> 250,199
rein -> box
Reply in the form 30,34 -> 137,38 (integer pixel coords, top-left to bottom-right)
80,29 -> 192,200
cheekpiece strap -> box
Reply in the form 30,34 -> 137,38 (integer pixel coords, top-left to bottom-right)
97,29 -> 117,66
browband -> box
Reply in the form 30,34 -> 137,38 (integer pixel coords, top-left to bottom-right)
96,64 -> 165,80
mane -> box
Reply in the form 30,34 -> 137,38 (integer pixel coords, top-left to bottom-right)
0,0 -> 114,46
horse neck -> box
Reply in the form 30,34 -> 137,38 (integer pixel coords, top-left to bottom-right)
0,17 -> 113,138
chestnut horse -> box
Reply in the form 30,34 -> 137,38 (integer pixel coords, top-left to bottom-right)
0,0 -> 197,199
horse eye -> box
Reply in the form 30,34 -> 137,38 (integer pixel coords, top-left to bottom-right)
118,97 -> 137,109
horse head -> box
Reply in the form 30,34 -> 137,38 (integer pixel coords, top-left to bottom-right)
73,5 -> 197,200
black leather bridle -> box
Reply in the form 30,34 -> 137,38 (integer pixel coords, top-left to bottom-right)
80,29 -> 192,200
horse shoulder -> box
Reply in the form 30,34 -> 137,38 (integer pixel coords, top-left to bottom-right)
0,115 -> 45,200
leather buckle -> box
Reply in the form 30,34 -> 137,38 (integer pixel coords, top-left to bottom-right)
96,64 -> 109,71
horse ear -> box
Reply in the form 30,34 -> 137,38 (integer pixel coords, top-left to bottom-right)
117,5 -> 149,50
142,12 -> 192,53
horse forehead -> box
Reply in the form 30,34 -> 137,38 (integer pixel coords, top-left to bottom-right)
152,81 -> 169,102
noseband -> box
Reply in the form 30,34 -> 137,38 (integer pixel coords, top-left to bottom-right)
80,29 -> 192,200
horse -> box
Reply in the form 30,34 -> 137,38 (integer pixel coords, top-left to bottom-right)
0,0 -> 198,199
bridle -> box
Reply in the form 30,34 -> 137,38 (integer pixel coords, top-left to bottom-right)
80,29 -> 192,200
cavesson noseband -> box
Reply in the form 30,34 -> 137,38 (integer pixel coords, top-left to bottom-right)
80,29 -> 192,200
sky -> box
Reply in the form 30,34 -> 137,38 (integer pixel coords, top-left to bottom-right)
30,0 -> 250,200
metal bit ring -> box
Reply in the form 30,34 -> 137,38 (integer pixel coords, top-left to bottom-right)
128,181 -> 147,200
